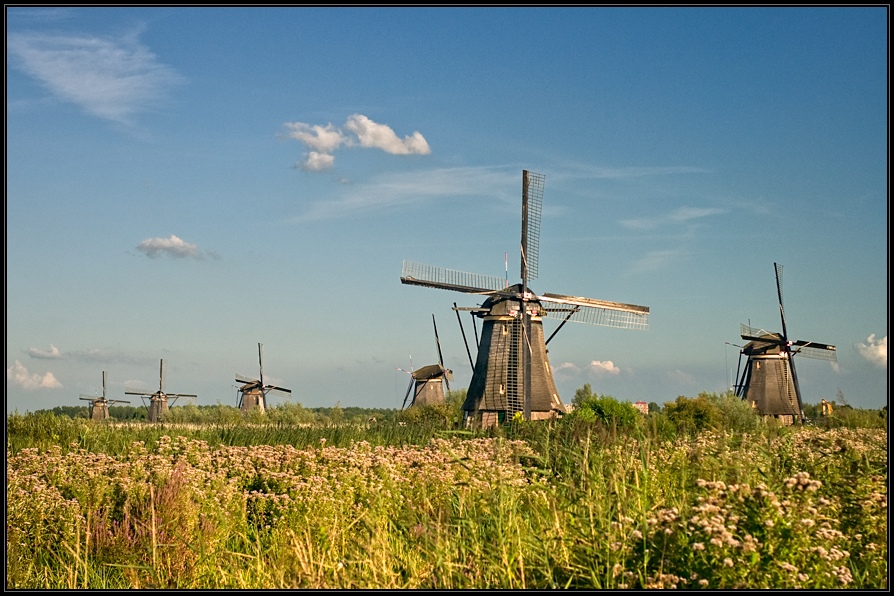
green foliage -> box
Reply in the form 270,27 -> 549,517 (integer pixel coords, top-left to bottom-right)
565,387 -> 641,429
663,393 -> 723,434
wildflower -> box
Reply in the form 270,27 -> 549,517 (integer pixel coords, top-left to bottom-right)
692,542 -> 705,551
699,579 -> 709,587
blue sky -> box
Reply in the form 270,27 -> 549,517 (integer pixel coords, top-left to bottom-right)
6,6 -> 888,414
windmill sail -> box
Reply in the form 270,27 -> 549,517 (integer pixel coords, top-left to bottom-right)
236,343 -> 291,413
125,359 -> 196,423
400,170 -> 649,428
735,263 -> 837,424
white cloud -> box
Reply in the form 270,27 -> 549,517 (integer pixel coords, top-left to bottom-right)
7,360 -> 63,390
299,151 -> 336,172
344,114 -> 431,155
855,334 -> 887,368
7,30 -> 183,124
26,344 -> 61,359
588,360 -> 621,376
282,113 -> 430,171
136,234 -> 202,259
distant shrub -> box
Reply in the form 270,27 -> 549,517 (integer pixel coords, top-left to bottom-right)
663,394 -> 723,434
566,387 -> 641,429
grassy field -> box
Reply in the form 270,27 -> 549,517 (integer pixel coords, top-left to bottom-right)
6,396 -> 888,589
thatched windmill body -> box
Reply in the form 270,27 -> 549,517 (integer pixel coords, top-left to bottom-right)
734,262 -> 837,424
125,359 -> 197,423
401,170 -> 650,428
79,371 -> 130,420
236,343 -> 291,413
399,315 -> 454,409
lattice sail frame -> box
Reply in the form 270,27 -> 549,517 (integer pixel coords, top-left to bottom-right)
740,323 -> 837,361
401,260 -> 649,331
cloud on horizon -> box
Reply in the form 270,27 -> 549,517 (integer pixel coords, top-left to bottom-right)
7,360 -> 62,390
26,344 -> 62,359
136,234 -> 206,259
282,114 -> 430,171
7,30 -> 183,125
855,334 -> 887,368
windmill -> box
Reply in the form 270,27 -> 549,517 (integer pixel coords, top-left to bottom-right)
733,262 -> 837,424
125,359 -> 197,423
400,170 -> 650,428
236,343 -> 291,413
399,314 -> 454,409
79,371 -> 130,420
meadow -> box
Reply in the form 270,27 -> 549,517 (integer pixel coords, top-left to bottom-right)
6,392 -> 888,589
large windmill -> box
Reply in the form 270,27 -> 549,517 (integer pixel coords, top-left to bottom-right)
399,314 -> 454,409
400,170 -> 650,428
79,371 -> 130,420
733,262 -> 837,424
125,359 -> 197,423
236,343 -> 291,413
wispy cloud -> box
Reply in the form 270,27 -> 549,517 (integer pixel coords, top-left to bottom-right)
26,344 -> 62,359
7,30 -> 183,124
855,334 -> 887,368
7,360 -> 62,390
629,249 -> 685,274
136,234 -> 208,259
282,113 -> 430,171
289,166 -> 515,223
621,206 -> 726,231
24,345 -> 148,365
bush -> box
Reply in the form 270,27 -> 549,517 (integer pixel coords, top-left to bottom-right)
663,394 -> 723,434
566,388 -> 641,429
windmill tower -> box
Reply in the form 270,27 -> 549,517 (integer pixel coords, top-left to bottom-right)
400,170 -> 650,428
79,371 -> 130,420
734,262 -> 837,424
400,315 -> 454,409
125,359 -> 197,423
236,343 -> 291,413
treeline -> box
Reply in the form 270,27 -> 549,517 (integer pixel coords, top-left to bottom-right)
29,387 -> 886,431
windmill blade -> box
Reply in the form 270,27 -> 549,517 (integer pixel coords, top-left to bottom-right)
433,314 -> 446,369
774,262 -> 788,340
158,359 -> 166,393
520,170 -> 544,283
258,343 -> 265,391
101,371 -> 108,400
739,323 -> 783,343
166,393 -> 197,399
401,376 -> 414,409
124,387 -> 152,396
791,340 -> 838,361
236,374 -> 260,385
443,367 -> 452,392
264,385 -> 292,395
79,396 -> 98,402
108,399 -> 131,405
401,260 -> 505,294
539,293 -> 649,330
452,302 -> 476,371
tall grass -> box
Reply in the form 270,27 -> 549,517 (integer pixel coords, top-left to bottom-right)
6,411 -> 887,589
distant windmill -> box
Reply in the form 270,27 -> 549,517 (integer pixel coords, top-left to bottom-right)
125,359 -> 197,423
401,170 -> 649,428
79,371 -> 130,420
734,262 -> 837,424
236,343 -> 291,413
400,314 -> 454,409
